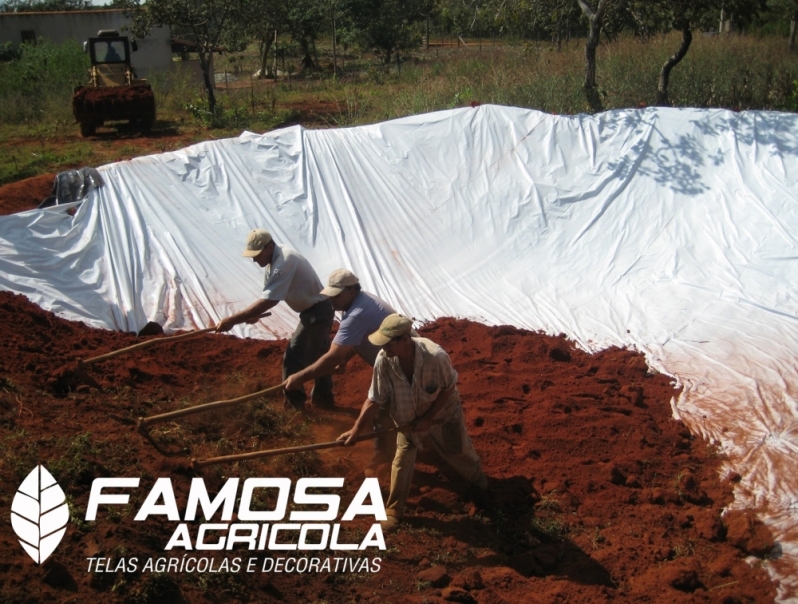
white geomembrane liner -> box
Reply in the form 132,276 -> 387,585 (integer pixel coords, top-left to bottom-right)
0,105 -> 796,599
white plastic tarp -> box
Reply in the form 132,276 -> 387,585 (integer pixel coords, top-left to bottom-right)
0,105 -> 796,599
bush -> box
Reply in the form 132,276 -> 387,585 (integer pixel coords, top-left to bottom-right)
0,38 -> 88,123
0,41 -> 21,62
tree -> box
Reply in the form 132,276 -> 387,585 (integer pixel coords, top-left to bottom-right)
0,0 -> 90,10
118,0 -> 249,114
767,0 -> 798,49
437,0 -> 502,43
286,0 -> 327,70
576,0 -> 610,111
622,0 -> 766,106
495,0 -> 584,46
343,0 -> 430,65
236,0 -> 287,78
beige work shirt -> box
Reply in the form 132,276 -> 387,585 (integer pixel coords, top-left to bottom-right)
368,337 -> 461,430
261,244 -> 326,313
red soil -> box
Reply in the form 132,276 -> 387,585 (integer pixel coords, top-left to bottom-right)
0,289 -> 779,603
0,173 -> 55,214
72,85 -> 156,122
73,85 -> 155,106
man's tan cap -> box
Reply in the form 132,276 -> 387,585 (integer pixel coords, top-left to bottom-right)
242,229 -> 272,257
368,313 -> 413,346
321,268 -> 359,296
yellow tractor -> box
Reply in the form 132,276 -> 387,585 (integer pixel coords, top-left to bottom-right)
72,30 -> 156,137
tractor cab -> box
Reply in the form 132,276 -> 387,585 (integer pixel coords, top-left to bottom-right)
73,29 -> 155,136
83,30 -> 141,88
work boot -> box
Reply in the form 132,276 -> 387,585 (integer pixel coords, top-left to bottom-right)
283,398 -> 305,412
380,512 -> 401,534
468,474 -> 494,510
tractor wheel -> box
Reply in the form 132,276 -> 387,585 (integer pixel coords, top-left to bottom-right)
79,121 -> 96,137
136,116 -> 155,134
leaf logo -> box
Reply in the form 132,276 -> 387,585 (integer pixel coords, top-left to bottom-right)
10,465 -> 69,564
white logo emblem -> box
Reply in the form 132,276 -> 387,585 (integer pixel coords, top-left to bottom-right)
10,465 -> 69,564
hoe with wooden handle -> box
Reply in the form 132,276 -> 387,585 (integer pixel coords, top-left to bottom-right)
78,312 -> 272,369
191,426 -> 402,469
191,420 -> 443,469
138,381 -> 287,430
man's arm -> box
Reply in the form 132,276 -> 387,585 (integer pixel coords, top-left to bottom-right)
215,298 -> 278,333
284,343 -> 356,390
338,398 -> 380,445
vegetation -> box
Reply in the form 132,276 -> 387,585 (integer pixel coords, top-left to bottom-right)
1,0 -> 798,185
0,39 -> 88,124
0,0 -> 92,11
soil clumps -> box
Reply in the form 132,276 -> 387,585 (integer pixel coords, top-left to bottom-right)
0,290 -> 779,603
0,173 -> 55,214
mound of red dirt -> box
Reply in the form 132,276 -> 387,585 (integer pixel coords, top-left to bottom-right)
0,173 -> 55,214
72,85 -> 156,122
0,290 -> 778,603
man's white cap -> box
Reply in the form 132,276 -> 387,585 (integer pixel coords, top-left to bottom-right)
321,269 -> 359,297
242,229 -> 272,257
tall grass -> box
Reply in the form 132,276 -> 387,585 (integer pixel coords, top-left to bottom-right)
236,32 -> 798,128
374,33 -> 798,121
598,33 -> 798,110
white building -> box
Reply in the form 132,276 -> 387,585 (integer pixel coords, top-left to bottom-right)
0,9 -> 172,78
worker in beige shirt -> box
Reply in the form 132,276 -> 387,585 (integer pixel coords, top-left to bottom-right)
339,314 -> 488,532
216,229 -> 334,410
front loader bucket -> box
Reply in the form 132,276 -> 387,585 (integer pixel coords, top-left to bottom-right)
72,84 -> 156,136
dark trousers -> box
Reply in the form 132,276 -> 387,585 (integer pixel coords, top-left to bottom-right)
283,299 -> 335,410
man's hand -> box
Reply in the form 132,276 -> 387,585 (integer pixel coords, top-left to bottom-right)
412,415 -> 434,433
215,317 -> 237,333
338,426 -> 360,446
284,373 -> 305,392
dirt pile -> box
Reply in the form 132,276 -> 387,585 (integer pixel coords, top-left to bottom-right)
72,84 -> 156,121
0,290 -> 778,603
0,174 -> 55,214
73,86 -> 155,106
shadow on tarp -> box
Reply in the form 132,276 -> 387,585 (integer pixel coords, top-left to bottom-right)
597,109 -> 798,198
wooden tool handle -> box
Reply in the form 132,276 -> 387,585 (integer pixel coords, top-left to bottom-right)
138,382 -> 287,427
80,312 -> 271,367
191,426 -> 400,469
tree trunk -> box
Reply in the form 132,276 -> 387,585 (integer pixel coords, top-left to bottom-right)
300,40 -> 314,69
273,29 -> 278,75
657,25 -> 692,107
584,30 -> 597,89
258,38 -> 273,79
790,11 -> 797,51
426,15 -> 430,51
199,49 -> 216,114
331,1 -> 337,77
577,0 -> 609,94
